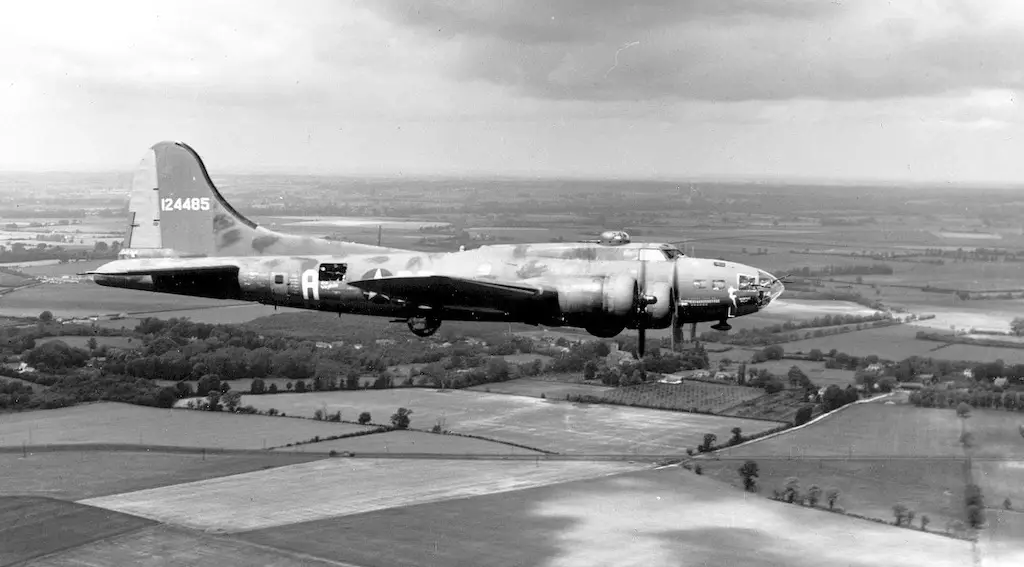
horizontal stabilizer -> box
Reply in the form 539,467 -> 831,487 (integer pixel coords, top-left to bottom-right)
83,257 -> 244,277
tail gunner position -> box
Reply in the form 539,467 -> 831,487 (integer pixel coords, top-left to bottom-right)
89,141 -> 784,356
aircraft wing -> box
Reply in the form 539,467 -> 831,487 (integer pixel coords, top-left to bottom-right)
346,275 -> 549,313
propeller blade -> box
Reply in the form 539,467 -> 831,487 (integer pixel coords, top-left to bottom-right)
638,325 -> 646,359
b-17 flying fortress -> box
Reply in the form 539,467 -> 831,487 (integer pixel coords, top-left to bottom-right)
89,141 -> 785,356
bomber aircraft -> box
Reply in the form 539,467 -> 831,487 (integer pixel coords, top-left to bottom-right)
88,141 -> 785,357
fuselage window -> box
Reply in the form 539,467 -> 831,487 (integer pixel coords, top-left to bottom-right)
273,274 -> 284,284
319,263 -> 348,282
712,279 -> 726,290
693,279 -> 706,289
738,274 -> 756,290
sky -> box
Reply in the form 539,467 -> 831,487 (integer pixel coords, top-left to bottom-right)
2,0 -> 1024,184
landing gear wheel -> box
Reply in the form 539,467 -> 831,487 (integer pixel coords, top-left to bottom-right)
407,316 -> 442,337
710,320 -> 732,332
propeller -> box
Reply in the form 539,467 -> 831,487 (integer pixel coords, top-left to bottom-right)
670,259 -> 681,352
634,252 -> 659,359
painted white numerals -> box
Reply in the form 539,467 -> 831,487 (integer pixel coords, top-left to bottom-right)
160,197 -> 211,211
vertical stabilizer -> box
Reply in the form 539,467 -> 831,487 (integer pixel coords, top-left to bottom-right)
120,141 -> 402,259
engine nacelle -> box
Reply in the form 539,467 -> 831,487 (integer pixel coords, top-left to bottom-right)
554,273 -> 638,336
636,281 -> 674,329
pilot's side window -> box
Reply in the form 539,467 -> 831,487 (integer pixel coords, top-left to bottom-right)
712,279 -> 726,290
693,279 -> 706,289
738,274 -> 755,289
319,263 -> 348,281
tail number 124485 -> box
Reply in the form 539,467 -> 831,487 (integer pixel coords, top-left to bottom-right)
161,197 -> 211,211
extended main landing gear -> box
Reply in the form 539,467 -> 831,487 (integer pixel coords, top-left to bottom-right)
407,315 -> 442,337
710,320 -> 732,332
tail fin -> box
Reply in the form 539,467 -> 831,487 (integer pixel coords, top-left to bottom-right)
123,141 -> 265,257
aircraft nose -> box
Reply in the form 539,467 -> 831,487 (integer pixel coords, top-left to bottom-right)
757,269 -> 785,306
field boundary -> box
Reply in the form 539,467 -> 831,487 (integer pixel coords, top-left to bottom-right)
0,443 -> 673,463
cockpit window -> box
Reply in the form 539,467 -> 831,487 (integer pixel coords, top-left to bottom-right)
663,248 -> 684,259
738,274 -> 756,290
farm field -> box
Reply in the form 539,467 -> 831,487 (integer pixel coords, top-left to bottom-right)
241,466 -> 971,567
700,457 -> 968,528
0,450 -> 323,500
0,403 -> 372,449
81,457 -> 647,533
38,334 -> 137,350
183,389 -> 785,454
719,404 -> 964,459
960,408 -> 1024,459
744,359 -> 856,388
777,324 -> 945,361
973,461 -> 1024,510
0,283 -> 241,319
979,511 -> 1024,567
26,524 -> 342,567
0,496 -> 155,566
276,430 -> 543,455
599,381 -> 766,413
930,343 -> 1024,364
466,377 -> 613,399
14,259 -> 109,277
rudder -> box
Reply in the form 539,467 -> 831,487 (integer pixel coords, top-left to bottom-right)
123,141 -> 259,257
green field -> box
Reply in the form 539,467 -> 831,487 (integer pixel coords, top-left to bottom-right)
744,359 -> 856,388
720,404 -> 963,459
38,334 -> 138,350
276,429 -> 543,455
600,380 -> 766,413
0,450 -> 323,500
930,343 -> 1024,364
185,389 -> 784,454
779,324 -> 948,361
239,467 -> 971,567
703,403 -> 1024,530
0,497 -> 156,566
26,524 -> 343,567
466,377 -> 612,399
0,403 -> 373,449
0,283 -> 242,319
701,457 -> 968,529
82,458 -> 645,533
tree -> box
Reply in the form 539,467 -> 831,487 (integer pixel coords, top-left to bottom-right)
965,483 -> 985,528
808,349 -> 823,361
700,433 -> 717,452
358,411 -> 372,425
730,427 -> 743,445
794,405 -> 813,426
787,366 -> 807,387
39,310 -> 53,322
738,460 -> 759,492
86,337 -> 98,351
221,391 -> 242,412
825,487 -> 841,510
583,360 -> 598,380
268,383 -> 279,393
1004,498 -> 1013,511
295,380 -> 307,393
807,484 -> 822,507
892,503 -> 908,526
391,407 -> 413,429
956,402 -> 971,418
920,514 -> 930,531
250,378 -> 266,394
1012,317 -> 1024,337
783,477 -> 800,503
